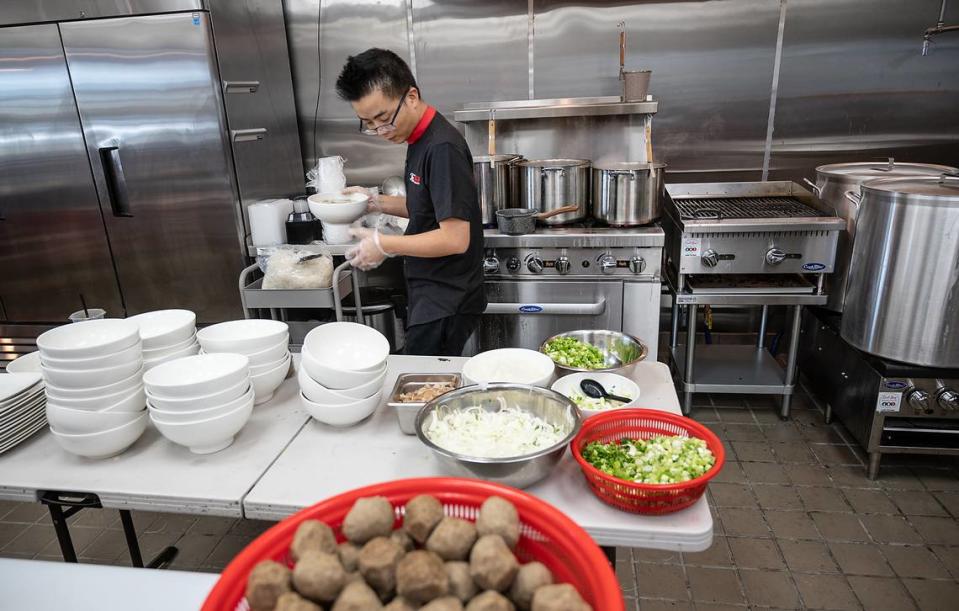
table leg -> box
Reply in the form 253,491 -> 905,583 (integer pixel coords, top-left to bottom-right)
824,403 -> 833,425
867,452 -> 882,480
780,305 -> 803,420
46,503 -> 78,563
670,296 -> 680,349
601,545 -> 616,565
683,304 -> 698,415
119,509 -> 179,569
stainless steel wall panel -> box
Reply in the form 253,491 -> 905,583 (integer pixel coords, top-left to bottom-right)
282,0 -> 410,185
60,12 -> 244,321
533,0 -> 782,179
768,0 -> 959,184
208,0 -> 305,210
0,24 -> 124,322
0,0 -> 204,26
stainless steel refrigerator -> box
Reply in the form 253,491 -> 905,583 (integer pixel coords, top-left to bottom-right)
0,6 -> 293,324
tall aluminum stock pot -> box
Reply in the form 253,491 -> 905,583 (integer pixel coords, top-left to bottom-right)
592,162 -> 665,226
516,159 -> 590,225
841,174 -> 959,368
474,154 -> 522,226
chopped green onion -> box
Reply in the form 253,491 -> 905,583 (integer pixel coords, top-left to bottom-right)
582,436 -> 715,484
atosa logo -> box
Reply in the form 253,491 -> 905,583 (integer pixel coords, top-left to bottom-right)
408,172 -> 422,185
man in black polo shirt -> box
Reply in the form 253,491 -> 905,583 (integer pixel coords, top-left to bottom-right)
335,48 -> 485,356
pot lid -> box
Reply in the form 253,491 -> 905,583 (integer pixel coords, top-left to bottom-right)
816,160 -> 957,181
593,161 -> 666,171
515,158 -> 591,168
474,154 -> 521,163
862,175 -> 959,200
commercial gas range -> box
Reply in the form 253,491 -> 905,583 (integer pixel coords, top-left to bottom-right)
478,227 -> 664,360
799,308 -> 959,479
662,182 -> 845,417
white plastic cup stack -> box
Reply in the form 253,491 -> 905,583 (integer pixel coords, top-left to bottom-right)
37,319 -> 147,459
297,322 -> 389,427
129,310 -> 199,372
196,320 -> 291,405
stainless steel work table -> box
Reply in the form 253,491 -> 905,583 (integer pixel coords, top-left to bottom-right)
243,355 -> 715,552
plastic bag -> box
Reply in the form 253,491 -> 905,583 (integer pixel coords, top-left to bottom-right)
260,247 -> 334,289
306,156 -> 346,194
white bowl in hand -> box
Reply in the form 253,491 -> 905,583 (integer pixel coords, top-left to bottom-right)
50,411 -> 148,459
143,353 -> 249,399
150,393 -> 255,454
308,192 -> 369,224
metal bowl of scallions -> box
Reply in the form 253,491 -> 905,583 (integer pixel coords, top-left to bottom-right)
540,329 -> 648,377
415,383 -> 581,489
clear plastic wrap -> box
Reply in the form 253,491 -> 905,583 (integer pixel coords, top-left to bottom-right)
306,156 -> 347,194
258,247 -> 334,289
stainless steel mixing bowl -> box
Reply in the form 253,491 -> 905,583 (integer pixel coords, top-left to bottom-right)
414,383 -> 581,489
540,329 -> 648,377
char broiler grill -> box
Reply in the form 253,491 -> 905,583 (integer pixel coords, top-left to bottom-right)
663,182 -> 845,418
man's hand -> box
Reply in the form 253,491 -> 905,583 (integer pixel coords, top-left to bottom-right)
342,186 -> 381,214
346,227 -> 393,271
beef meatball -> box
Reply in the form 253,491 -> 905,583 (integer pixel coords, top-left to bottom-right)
337,542 -> 360,573
403,494 -> 445,545
358,536 -> 405,598
343,497 -> 395,544
245,560 -> 291,611
391,528 -> 415,553
426,518 -> 477,561
508,562 -> 553,610
465,591 -> 515,611
396,550 -> 450,605
445,561 -> 478,602
475,497 -> 520,550
274,591 -> 323,611
293,550 -> 347,603
469,536 -> 518,592
330,580 -> 384,611
530,584 -> 591,611
420,596 -> 464,611
292,520 -> 338,561
383,598 -> 417,611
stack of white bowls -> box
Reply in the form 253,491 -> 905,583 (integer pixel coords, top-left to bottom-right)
144,353 -> 253,454
197,320 -> 291,405
37,319 -> 148,459
129,310 -> 199,371
298,322 -> 389,426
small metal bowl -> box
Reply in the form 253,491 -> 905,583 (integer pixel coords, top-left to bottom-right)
415,383 -> 581,489
540,329 -> 648,377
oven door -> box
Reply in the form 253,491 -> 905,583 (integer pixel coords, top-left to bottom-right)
479,280 -> 623,351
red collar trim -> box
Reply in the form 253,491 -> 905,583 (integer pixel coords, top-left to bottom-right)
406,106 -> 436,144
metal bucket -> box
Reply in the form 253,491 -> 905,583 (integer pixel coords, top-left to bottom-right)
622,70 -> 651,101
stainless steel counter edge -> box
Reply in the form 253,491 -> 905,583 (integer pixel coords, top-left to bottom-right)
483,227 -> 665,248
455,100 -> 659,122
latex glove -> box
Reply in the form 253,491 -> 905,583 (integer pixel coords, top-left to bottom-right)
346,227 -> 393,271
342,186 -> 381,214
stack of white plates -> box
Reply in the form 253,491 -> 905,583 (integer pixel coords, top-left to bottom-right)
130,310 -> 199,371
197,320 -> 291,405
0,372 -> 47,454
144,353 -> 254,454
297,322 -> 389,427
37,319 -> 148,459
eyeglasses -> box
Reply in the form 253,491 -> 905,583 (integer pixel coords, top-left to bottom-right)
358,88 -> 410,136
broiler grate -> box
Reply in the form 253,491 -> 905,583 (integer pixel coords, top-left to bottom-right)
675,196 -> 824,220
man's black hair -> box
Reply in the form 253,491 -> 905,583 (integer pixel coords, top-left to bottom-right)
335,48 -> 418,102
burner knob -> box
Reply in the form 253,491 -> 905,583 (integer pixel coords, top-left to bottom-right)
907,389 -> 932,414
765,248 -> 787,266
506,256 -> 521,272
938,389 -> 959,411
483,256 -> 500,274
701,249 -> 719,268
526,255 -> 544,274
598,254 -> 617,274
628,256 -> 646,274
556,256 -> 571,275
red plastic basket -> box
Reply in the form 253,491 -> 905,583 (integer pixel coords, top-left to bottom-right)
202,478 -> 624,611
571,408 -> 725,515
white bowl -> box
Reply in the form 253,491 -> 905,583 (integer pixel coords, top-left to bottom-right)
142,333 -> 198,360
143,353 -> 249,399
300,389 -> 382,427
128,310 -> 197,350
298,366 -> 386,403
250,355 -> 291,405
37,319 -> 140,360
50,411 -> 148,459
41,358 -> 143,390
249,352 -> 291,376
44,367 -> 143,400
150,394 -> 255,454
307,192 -> 369,224
550,372 -> 641,417
462,348 -> 555,387
39,341 -> 142,372
6,351 -> 41,374
45,403 -> 145,435
45,385 -> 145,413
145,376 -> 250,412
303,322 -> 389,372
300,349 -> 386,390
148,386 -> 254,423
242,339 -> 291,367
143,342 -> 200,371
197,320 -> 289,354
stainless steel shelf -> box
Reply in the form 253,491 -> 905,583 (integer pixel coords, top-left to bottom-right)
248,241 -> 357,258
673,292 -> 828,306
671,344 -> 793,395
455,98 -> 658,122
241,273 -> 352,310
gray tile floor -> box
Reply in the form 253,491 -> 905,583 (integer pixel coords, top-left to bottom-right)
1,385 -> 957,610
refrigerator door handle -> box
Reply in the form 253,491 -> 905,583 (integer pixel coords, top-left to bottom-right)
98,146 -> 133,217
